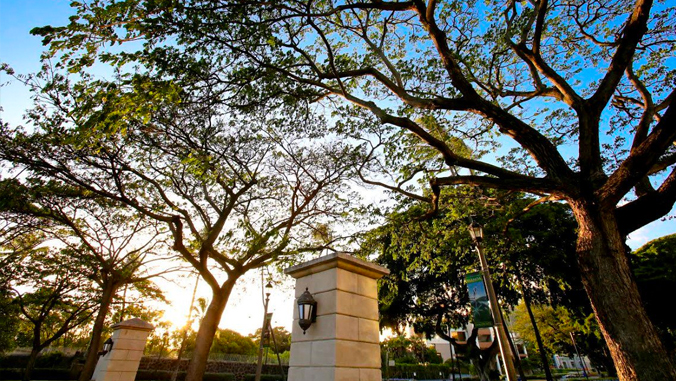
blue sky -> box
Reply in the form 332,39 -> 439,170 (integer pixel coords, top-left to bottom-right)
1,1 -> 72,127
1,2 -> 674,245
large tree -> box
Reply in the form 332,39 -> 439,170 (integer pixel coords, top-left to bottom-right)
360,188 -> 584,379
20,0 -> 676,377
0,65 -> 357,381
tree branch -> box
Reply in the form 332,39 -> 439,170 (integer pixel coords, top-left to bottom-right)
616,167 -> 676,236
599,91 -> 676,205
589,0 -> 653,114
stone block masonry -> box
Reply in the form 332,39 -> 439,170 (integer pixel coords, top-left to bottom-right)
285,253 -> 389,381
92,318 -> 154,381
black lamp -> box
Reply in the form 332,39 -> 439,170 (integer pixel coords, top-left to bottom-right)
99,337 -> 114,356
468,220 -> 484,242
265,280 -> 273,298
297,287 -> 317,334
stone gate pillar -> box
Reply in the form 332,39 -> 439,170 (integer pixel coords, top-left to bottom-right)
285,253 -> 389,381
92,318 -> 154,381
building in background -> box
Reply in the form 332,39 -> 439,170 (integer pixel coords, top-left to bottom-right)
552,353 -> 592,371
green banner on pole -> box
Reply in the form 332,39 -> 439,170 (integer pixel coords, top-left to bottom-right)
466,272 -> 493,328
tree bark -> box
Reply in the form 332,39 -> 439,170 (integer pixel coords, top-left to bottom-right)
23,347 -> 40,381
79,282 -> 118,381
184,281 -> 235,381
570,201 -> 676,380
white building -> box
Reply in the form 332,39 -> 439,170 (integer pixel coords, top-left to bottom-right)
552,353 -> 592,371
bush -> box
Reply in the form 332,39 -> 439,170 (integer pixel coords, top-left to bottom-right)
395,354 -> 418,365
0,368 -> 22,380
136,369 -> 176,380
0,353 -> 77,369
0,355 -> 27,368
384,363 -> 452,379
203,373 -> 236,381
135,370 -> 235,381
443,358 -> 471,373
243,374 -> 284,381
0,368 -> 74,380
36,352 -> 71,368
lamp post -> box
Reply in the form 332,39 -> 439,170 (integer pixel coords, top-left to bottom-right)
570,332 -> 590,380
255,281 -> 273,381
468,220 -> 517,381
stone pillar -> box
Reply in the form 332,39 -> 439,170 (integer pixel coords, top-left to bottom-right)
285,253 -> 389,381
92,318 -> 154,381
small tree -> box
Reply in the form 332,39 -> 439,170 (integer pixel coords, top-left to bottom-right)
250,326 -> 292,354
0,180 -> 177,381
210,329 -> 257,356
1,245 -> 97,381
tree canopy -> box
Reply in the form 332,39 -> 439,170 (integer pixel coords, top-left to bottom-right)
0,54 -> 359,379
7,0 -> 676,378
631,234 -> 676,355
361,188 -> 581,334
0,243 -> 98,381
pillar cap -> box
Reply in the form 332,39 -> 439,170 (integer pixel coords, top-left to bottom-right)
285,252 -> 389,280
112,318 -> 154,332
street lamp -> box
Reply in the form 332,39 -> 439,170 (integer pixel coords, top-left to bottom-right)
255,280 -> 275,381
297,288 -> 317,334
570,332 -> 590,380
468,220 -> 484,242
468,219 -> 517,381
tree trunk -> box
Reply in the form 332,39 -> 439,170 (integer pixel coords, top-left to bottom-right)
471,357 -> 491,381
570,201 -> 676,380
79,282 -> 117,381
23,348 -> 40,381
184,281 -> 235,381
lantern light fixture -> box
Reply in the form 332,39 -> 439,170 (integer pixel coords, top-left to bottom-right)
99,337 -> 114,356
468,219 -> 484,242
297,287 -> 317,334
265,280 -> 273,298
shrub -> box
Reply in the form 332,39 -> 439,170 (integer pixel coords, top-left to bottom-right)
203,373 -> 236,381
36,352 -> 70,368
243,374 -> 284,381
135,370 -> 235,381
0,368 -> 74,380
0,353 -> 77,369
384,363 -> 453,379
136,369 -> 175,380
0,355 -> 27,368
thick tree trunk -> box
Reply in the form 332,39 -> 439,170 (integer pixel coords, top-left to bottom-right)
79,282 -> 117,381
184,281 -> 235,381
471,357 -> 491,381
570,201 -> 676,380
23,348 -> 40,381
